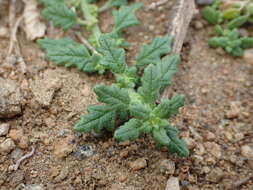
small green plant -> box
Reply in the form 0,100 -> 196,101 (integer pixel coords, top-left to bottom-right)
38,0 -> 142,73
73,35 -> 189,157
38,0 -> 189,157
202,0 -> 253,56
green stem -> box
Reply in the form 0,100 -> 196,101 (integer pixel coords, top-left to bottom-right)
98,0 -> 113,13
80,0 -> 101,45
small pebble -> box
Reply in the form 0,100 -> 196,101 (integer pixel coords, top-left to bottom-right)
241,145 -> 253,159
165,177 -> 180,190
0,26 -> 9,38
204,142 -> 222,159
0,138 -> 16,154
243,49 -> 253,65
23,184 -> 45,190
129,158 -> 147,171
73,144 -> 95,160
158,159 -> 175,175
193,21 -> 204,30
0,123 -> 10,136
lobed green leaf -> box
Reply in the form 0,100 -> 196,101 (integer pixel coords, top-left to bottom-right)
114,119 -> 142,141
136,36 -> 173,67
74,105 -> 116,133
38,38 -> 92,70
113,3 -> 142,33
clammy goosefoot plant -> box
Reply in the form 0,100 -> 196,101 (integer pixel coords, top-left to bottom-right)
202,0 -> 253,56
72,34 -> 189,157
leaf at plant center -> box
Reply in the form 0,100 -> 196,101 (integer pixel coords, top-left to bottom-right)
158,54 -> 181,89
94,84 -> 130,109
39,0 -> 65,6
136,36 -> 173,67
166,126 -> 189,157
153,95 -> 184,119
152,128 -> 171,146
138,63 -> 162,104
114,119 -> 142,141
98,34 -> 127,73
74,105 -> 116,133
129,102 -> 151,120
113,3 -> 143,33
138,54 -> 180,104
41,1 -> 77,30
38,38 -> 92,70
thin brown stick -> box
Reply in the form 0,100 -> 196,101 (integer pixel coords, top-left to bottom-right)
14,146 -> 35,170
8,15 -> 23,55
75,32 -> 99,55
147,0 -> 169,10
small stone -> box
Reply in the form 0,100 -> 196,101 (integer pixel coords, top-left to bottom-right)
234,133 -> 244,142
119,141 -> 131,146
53,136 -> 74,159
193,21 -> 203,30
129,158 -> 147,171
158,159 -> 175,175
196,0 -> 214,5
216,47 -> 226,55
23,184 -> 45,190
0,78 -> 23,118
73,144 -> 95,160
241,145 -> 253,159
183,137 -> 196,150
225,101 -> 241,119
224,131 -> 233,141
119,150 -> 129,158
11,148 -> 24,161
0,123 -> 10,136
0,138 -> 15,154
204,142 -> 221,158
118,174 -> 127,182
165,177 -> 180,190
203,131 -> 216,141
207,168 -> 224,183
243,49 -> 253,65
0,27 -> 9,38
19,136 -> 29,149
148,25 -> 155,31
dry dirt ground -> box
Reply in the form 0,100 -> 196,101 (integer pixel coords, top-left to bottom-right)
0,0 -> 253,190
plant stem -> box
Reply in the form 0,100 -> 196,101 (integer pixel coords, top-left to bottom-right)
80,0 -> 101,45
98,0 -> 112,13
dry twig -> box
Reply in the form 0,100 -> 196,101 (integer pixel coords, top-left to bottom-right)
75,32 -> 99,55
14,146 -> 35,170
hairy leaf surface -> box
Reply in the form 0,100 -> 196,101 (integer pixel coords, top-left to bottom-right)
38,38 -> 92,70
114,119 -> 141,141
113,3 -> 142,32
136,36 -> 173,67
74,105 -> 116,132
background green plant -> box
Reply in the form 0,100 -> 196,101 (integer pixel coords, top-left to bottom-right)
202,0 -> 253,56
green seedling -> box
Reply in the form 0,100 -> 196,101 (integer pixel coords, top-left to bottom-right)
39,0 -> 141,46
202,0 -> 253,56
208,25 -> 253,56
38,0 -> 142,74
73,34 -> 189,157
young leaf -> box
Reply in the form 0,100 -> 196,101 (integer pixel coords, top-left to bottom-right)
98,35 -> 127,73
114,119 -> 142,141
166,126 -> 189,157
138,63 -> 162,104
241,37 -> 253,49
153,95 -> 184,119
152,128 -> 171,146
40,0 -> 65,6
113,3 -> 142,33
129,103 -> 151,120
202,6 -> 221,24
38,38 -> 92,70
111,0 -> 128,7
94,84 -> 130,109
42,1 -> 77,30
227,15 -> 248,29
74,105 -> 116,133
136,36 -> 173,67
158,55 -> 180,89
